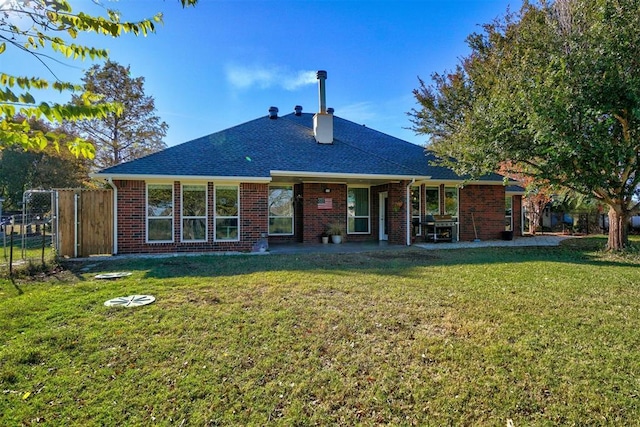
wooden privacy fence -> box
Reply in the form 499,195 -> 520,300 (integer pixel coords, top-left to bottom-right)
56,189 -> 113,257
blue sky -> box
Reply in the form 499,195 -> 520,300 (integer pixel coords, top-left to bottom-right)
5,0 -> 516,146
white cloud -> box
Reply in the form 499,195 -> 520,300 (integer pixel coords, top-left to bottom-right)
282,70 -> 317,90
336,101 -> 378,123
225,64 -> 317,91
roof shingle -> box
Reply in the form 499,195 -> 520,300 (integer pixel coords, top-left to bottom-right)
95,112 -> 502,182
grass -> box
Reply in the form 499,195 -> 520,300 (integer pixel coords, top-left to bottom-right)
1,236 -> 640,425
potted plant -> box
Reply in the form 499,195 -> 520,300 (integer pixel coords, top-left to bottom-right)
320,232 -> 329,244
327,223 -> 344,244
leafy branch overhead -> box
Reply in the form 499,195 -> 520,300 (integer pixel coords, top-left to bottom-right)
0,0 -> 197,157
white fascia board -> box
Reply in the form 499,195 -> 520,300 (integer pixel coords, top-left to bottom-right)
431,179 -> 508,187
90,173 -> 272,184
270,170 -> 431,181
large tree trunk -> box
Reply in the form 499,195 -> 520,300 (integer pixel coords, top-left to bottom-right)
607,206 -> 629,251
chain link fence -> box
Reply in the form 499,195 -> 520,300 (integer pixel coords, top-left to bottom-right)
1,190 -> 57,276
525,206 -> 640,235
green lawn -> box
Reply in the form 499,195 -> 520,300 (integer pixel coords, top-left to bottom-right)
1,237 -> 639,426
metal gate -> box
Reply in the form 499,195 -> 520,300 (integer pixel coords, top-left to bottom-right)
1,190 -> 57,267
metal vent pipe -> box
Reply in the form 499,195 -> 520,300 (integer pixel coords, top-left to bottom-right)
316,70 -> 327,113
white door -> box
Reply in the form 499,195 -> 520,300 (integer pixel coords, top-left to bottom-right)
379,192 -> 388,241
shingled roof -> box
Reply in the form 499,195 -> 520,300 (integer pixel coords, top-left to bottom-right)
93,111 -> 501,183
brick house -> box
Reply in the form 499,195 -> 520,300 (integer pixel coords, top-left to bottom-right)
93,71 -> 522,254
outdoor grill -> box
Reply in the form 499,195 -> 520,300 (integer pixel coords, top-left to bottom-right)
423,214 -> 458,242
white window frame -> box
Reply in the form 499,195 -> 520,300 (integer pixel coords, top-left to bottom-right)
214,185 -> 240,242
411,185 -> 422,235
181,183 -> 208,242
347,186 -> 370,234
268,185 -> 294,236
146,183 -> 174,243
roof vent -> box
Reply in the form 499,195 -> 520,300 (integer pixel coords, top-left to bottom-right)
327,107 -> 334,114
294,105 -> 303,116
268,106 -> 278,119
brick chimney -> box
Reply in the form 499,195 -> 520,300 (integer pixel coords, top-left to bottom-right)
313,70 -> 333,144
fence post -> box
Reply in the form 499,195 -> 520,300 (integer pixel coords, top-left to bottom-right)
41,226 -> 46,266
9,231 -> 13,277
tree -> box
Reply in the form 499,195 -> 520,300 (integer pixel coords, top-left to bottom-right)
523,186 -> 553,235
411,0 -> 640,250
0,0 -> 196,157
499,163 -> 553,235
67,61 -> 168,169
0,118 -> 90,210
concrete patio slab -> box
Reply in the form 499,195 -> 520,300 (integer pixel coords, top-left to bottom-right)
414,234 -> 571,251
269,234 -> 571,255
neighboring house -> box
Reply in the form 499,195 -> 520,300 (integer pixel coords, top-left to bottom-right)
93,71 -> 523,254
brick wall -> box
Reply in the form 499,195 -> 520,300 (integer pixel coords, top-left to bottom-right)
292,181 -> 409,245
301,183 -> 348,243
114,179 -> 517,252
240,183 -> 269,246
115,180 -> 268,254
459,185 -> 507,241
388,181 -> 409,245
115,179 -> 146,253
513,194 -> 522,236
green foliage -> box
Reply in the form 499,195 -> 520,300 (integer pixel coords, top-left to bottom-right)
326,222 -> 344,236
0,119 -> 90,210
411,0 -> 640,250
0,0 -> 197,157
67,60 -> 168,169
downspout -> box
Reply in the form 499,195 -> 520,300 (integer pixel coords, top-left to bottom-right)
74,192 -> 79,258
406,178 -> 416,246
54,191 -> 59,253
106,178 -> 118,255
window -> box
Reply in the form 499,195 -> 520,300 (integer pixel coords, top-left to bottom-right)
444,187 -> 458,219
215,185 -> 239,241
182,184 -> 207,242
505,196 -> 513,231
147,183 -> 173,242
425,187 -> 439,216
269,185 -> 294,235
411,186 -> 422,235
347,187 -> 369,233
